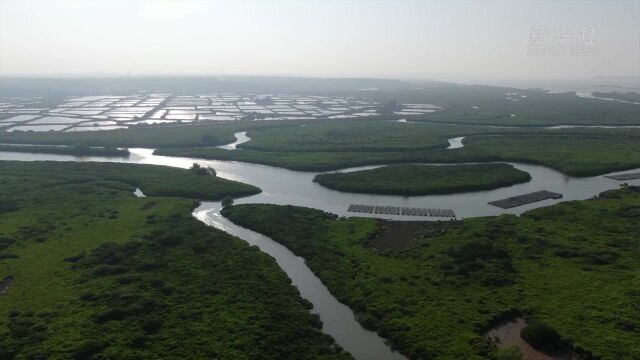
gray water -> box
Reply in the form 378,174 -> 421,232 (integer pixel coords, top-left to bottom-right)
216,131 -> 251,150
1,145 -> 638,220
446,136 -> 465,149
1,137 -> 639,359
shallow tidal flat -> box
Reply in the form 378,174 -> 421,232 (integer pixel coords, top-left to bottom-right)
313,163 -> 532,195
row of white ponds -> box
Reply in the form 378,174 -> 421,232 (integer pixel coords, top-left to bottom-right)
1,133 -> 639,359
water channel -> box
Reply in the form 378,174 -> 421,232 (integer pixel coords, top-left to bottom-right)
1,132 -> 639,359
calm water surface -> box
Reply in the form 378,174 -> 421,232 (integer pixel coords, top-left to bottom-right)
446,136 -> 465,149
216,131 -> 250,150
1,145 -> 638,219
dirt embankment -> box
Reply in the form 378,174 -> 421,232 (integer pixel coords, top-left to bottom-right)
368,220 -> 461,251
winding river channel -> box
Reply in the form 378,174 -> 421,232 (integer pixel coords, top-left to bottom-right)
1,132 -> 639,359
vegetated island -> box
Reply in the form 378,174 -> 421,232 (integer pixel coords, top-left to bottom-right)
0,161 -> 349,359
155,128 -> 640,177
222,187 -> 640,360
3,113 -> 640,177
0,120 -> 303,148
0,161 -> 260,200
0,144 -> 130,157
313,163 -> 531,195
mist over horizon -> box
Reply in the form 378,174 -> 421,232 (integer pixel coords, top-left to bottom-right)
1,0 -> 638,85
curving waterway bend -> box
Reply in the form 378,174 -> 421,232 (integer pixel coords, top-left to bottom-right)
193,203 -> 405,360
446,136 -> 465,149
1,134 -> 640,359
215,131 -> 251,150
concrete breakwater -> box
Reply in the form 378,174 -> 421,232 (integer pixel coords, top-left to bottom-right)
348,204 -> 456,218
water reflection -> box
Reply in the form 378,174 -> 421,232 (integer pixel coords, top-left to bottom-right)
1,148 -> 638,219
446,136 -> 465,149
216,131 -> 251,150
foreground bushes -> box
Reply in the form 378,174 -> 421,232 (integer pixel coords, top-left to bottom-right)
223,188 -> 640,359
0,161 -> 346,359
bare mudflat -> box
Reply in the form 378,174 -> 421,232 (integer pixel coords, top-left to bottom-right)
368,220 -> 461,250
488,317 -> 578,360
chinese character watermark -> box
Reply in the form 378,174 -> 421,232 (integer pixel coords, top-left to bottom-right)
528,26 -> 599,56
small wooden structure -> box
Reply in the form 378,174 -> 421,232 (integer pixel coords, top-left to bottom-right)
488,190 -> 562,209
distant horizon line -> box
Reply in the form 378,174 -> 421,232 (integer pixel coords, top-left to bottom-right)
0,74 -> 638,81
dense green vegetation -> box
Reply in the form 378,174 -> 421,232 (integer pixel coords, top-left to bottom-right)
0,161 -> 259,201
1,82 -> 638,359
0,144 -> 129,157
2,112 -> 639,178
237,120 -> 635,153
0,161 -> 349,359
159,133 -> 640,176
222,188 -> 640,359
313,164 -> 531,195
0,120 -> 303,148
0,88 -> 638,180
361,84 -> 640,126
456,134 -> 640,176
240,121 -> 456,152
0,118 -> 476,153
155,147 -> 413,171
189,162 -> 216,176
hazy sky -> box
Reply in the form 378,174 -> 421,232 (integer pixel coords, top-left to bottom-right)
0,0 -> 638,81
